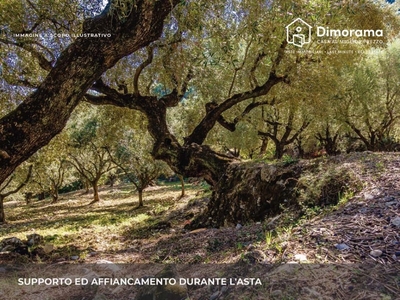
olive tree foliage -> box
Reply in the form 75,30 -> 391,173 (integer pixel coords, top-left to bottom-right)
107,125 -> 172,208
0,0 -> 104,115
0,0 -> 398,191
333,40 -> 400,151
86,105 -> 173,207
0,0 -> 181,185
68,143 -> 115,204
256,58 -> 349,158
27,132 -> 75,203
0,164 -> 32,223
83,0 -> 398,186
258,99 -> 311,159
210,121 -> 261,159
65,106 -> 116,203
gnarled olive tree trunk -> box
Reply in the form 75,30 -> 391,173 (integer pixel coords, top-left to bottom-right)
190,162 -> 303,227
84,43 -> 288,224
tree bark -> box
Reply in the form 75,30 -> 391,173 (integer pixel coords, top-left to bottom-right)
91,181 -> 100,203
190,162 -> 302,228
153,141 -> 234,186
274,142 -> 285,159
51,189 -> 59,203
25,192 -> 33,205
84,178 -> 90,194
317,133 -> 339,156
138,189 -> 144,207
0,0 -> 180,185
37,192 -> 45,200
0,195 -> 5,223
259,138 -> 268,157
178,174 -> 185,198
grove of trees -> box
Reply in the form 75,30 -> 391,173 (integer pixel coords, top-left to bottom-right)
0,0 -> 399,224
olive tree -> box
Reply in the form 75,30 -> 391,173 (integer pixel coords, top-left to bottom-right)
0,164 -> 32,223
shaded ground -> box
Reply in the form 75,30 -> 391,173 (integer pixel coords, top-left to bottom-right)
1,152 -> 400,299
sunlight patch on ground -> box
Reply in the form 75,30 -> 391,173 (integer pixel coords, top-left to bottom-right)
1,183 -> 200,261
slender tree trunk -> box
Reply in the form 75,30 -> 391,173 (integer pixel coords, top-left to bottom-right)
91,181 -> 100,203
25,192 -> 33,205
109,174 -> 116,187
84,178 -> 90,194
51,189 -> 59,203
259,138 -> 268,157
274,142 -> 285,159
178,175 -> 185,198
138,189 -> 144,207
37,192 -> 45,200
0,195 -> 5,223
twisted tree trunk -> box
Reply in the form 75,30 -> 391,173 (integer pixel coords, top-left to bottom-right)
190,162 -> 302,227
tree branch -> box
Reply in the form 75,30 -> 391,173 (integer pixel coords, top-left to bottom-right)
179,69 -> 193,99
133,46 -> 154,96
250,52 -> 267,88
186,41 -> 288,145
187,72 -> 286,145
1,165 -> 32,197
0,174 -> 14,193
345,120 -> 370,147
160,89 -> 179,107
286,120 -> 310,145
228,38 -> 253,97
3,77 -> 38,89
218,98 -> 277,132
86,78 -> 135,107
0,39 -> 53,71
258,130 -> 278,143
84,94 -> 126,107
0,0 -> 180,185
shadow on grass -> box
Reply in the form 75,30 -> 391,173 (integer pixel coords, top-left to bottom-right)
1,184 -> 194,238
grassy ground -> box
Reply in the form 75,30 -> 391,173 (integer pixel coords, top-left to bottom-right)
1,153 -> 400,299
1,182 -> 208,263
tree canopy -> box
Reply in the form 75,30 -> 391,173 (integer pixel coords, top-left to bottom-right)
0,0 -> 180,184
0,0 -> 399,188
